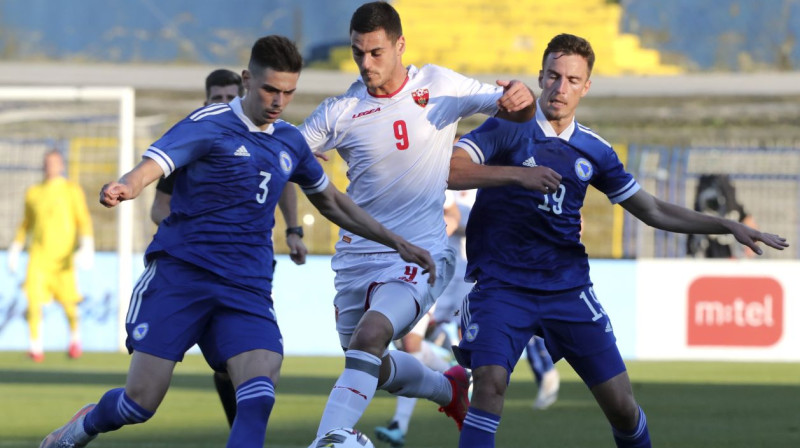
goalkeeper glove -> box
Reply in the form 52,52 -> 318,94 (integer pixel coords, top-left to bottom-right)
75,236 -> 95,270
7,241 -> 22,274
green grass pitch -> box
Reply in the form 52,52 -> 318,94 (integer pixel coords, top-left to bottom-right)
1,352 -> 798,447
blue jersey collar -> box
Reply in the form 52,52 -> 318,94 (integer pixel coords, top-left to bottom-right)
230,97 -> 275,134
535,98 -> 575,141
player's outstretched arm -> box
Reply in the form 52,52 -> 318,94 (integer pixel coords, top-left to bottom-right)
621,189 -> 789,255
448,148 -> 561,192
495,80 -> 536,123
100,158 -> 164,208
277,183 -> 307,265
306,183 -> 436,284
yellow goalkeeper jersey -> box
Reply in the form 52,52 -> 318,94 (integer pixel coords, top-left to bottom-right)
13,177 -> 93,268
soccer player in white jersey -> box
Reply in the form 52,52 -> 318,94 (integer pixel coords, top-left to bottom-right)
39,35 -> 435,448
448,33 -> 788,448
298,2 -> 541,440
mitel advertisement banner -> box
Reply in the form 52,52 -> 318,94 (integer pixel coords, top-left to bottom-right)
636,260 -> 799,361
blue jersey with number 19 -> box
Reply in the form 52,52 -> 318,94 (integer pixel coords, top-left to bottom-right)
143,97 -> 328,292
455,115 -> 639,291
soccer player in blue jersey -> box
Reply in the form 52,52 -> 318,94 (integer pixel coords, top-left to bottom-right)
447,33 -> 789,448
148,67 -> 304,428
39,35 -> 435,448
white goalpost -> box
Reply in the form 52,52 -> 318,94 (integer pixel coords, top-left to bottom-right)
0,86 -> 135,351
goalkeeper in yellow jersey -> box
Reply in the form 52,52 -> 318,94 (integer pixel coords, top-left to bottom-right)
7,150 -> 94,362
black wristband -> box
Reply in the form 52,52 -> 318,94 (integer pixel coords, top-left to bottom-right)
285,226 -> 304,238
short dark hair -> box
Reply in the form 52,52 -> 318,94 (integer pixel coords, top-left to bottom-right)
350,1 -> 403,42
248,35 -> 303,74
205,69 -> 244,98
542,34 -> 596,75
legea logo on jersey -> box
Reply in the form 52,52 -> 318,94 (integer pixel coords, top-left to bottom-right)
351,107 -> 381,119
687,276 -> 783,346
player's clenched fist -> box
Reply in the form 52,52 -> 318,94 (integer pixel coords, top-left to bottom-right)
496,79 -> 534,113
99,182 -> 133,208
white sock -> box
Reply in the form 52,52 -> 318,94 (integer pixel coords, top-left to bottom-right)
392,396 -> 417,434
316,350 -> 381,438
30,338 -> 43,354
381,350 -> 452,406
70,331 -> 81,344
413,341 -> 451,372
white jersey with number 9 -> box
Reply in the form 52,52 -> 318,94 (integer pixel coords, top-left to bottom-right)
300,64 -> 502,255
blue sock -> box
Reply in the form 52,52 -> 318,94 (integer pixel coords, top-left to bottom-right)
459,407 -> 500,448
612,406 -> 651,448
83,388 -> 154,435
227,376 -> 275,448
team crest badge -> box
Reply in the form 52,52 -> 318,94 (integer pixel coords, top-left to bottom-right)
575,157 -> 593,181
279,151 -> 293,173
411,88 -> 429,108
132,323 -> 149,341
464,323 -> 480,342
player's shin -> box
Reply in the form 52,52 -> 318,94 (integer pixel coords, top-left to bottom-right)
611,406 -> 651,448
83,388 -> 154,434
227,376 -> 275,448
316,350 -> 381,438
459,407 -> 500,448
379,350 -> 452,406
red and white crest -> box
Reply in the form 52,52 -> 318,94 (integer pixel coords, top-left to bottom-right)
411,88 -> 429,108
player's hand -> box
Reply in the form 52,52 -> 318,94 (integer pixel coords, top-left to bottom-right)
395,240 -> 437,286
731,224 -> 789,255
519,166 -> 562,194
286,234 -> 308,265
496,80 -> 535,113
6,241 -> 22,274
99,181 -> 133,208
313,150 -> 330,162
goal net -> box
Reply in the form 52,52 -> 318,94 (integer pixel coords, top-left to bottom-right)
0,86 -> 137,352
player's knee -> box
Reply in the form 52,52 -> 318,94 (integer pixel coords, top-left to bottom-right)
605,398 -> 640,430
473,365 -> 509,397
350,315 -> 393,354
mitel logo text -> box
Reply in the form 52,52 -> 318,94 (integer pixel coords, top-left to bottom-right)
687,276 -> 783,346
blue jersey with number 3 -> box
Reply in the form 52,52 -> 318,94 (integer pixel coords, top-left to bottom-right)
456,117 -> 639,291
143,97 -> 328,292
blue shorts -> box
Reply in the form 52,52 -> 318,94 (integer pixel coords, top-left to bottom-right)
455,276 -> 625,387
125,255 -> 283,372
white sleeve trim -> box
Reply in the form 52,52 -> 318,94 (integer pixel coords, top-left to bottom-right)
454,139 -> 485,165
607,180 -> 641,204
300,174 -> 330,195
143,146 -> 176,176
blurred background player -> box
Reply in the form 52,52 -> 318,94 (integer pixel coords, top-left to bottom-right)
686,173 -> 758,258
525,336 -> 559,410
6,149 -> 94,362
148,67 -> 306,428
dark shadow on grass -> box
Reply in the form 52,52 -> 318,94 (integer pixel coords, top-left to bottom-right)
0,368 -> 339,396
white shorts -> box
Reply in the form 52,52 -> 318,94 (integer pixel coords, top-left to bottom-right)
331,248 -> 456,348
433,254 -> 473,323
